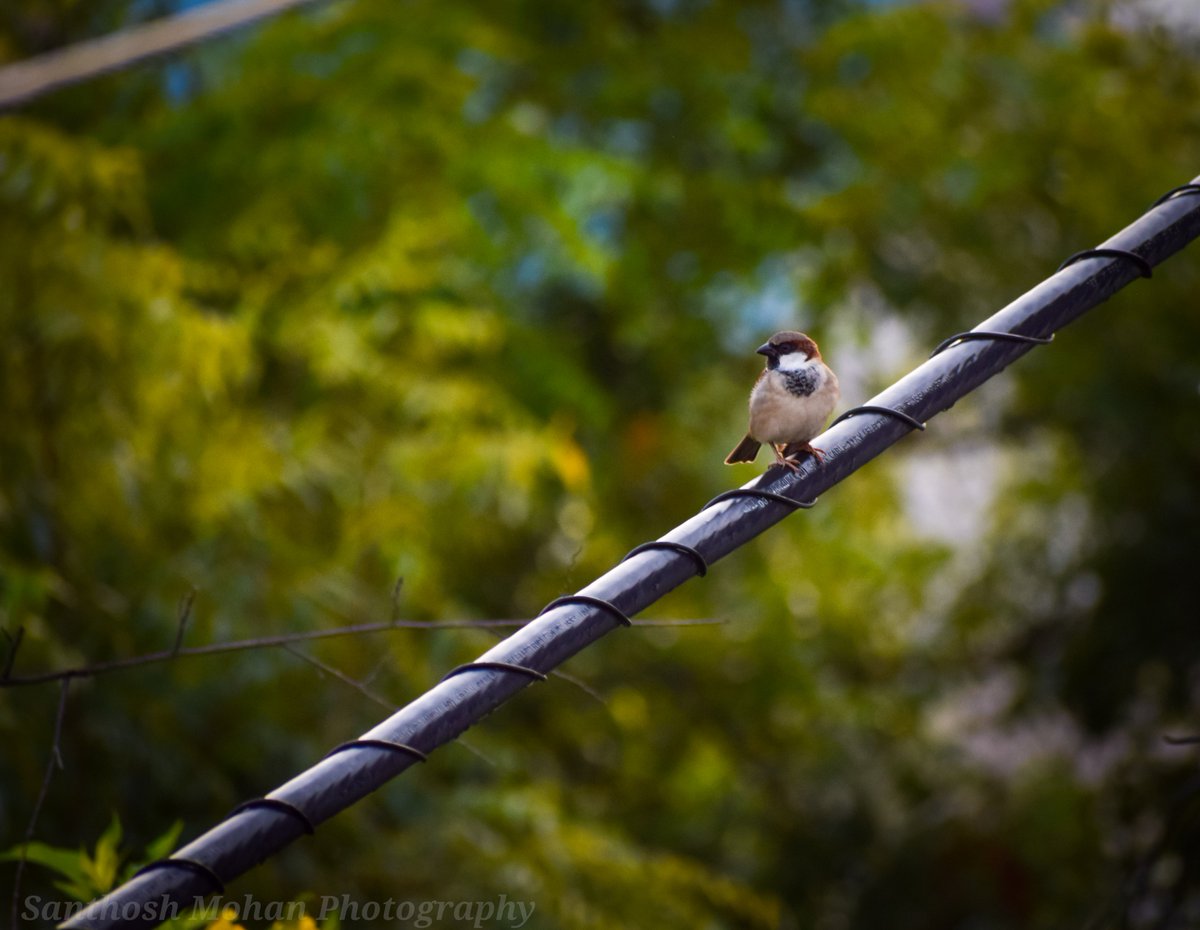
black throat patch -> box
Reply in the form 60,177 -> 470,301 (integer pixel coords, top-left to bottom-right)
783,368 -> 818,397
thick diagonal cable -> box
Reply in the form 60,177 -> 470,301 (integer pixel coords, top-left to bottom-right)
63,178 -> 1200,929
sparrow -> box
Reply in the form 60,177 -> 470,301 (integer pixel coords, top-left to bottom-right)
725,331 -> 840,471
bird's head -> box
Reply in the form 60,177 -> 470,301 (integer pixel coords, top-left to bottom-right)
756,331 -> 821,371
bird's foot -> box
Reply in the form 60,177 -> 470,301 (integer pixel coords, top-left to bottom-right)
782,442 -> 826,467
771,444 -> 803,472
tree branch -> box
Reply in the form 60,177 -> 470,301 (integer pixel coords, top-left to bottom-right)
0,617 -> 720,687
11,678 -> 71,930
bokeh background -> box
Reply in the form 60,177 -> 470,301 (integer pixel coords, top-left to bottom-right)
3,0 -> 1200,927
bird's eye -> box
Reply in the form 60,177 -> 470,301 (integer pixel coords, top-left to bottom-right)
778,342 -> 795,355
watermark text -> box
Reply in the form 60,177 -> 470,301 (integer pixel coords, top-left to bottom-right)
23,894 -> 535,928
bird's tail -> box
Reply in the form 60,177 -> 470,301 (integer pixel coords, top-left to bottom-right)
724,434 -> 761,464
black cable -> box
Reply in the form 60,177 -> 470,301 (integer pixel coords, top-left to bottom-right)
324,738 -> 428,763
538,594 -> 632,628
440,661 -> 547,683
1057,247 -> 1152,278
703,487 -> 816,511
132,858 -> 224,895
1152,183 -> 1200,208
228,797 -> 315,834
622,541 -> 708,577
829,405 -> 926,432
929,330 -> 1053,358
64,176 -> 1200,930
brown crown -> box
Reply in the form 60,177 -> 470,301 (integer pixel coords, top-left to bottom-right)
767,331 -> 820,359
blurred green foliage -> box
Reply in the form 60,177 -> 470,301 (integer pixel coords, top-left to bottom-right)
2,0 -> 1200,927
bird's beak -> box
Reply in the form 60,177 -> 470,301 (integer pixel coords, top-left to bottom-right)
756,342 -> 776,359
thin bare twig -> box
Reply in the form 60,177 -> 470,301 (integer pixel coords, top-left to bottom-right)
0,618 -> 721,688
281,645 -> 497,767
171,589 -> 196,656
281,644 -> 395,712
0,618 -> 524,688
476,623 -> 611,706
543,667 -> 608,705
2,626 -> 25,680
389,577 -> 405,624
11,678 -> 71,930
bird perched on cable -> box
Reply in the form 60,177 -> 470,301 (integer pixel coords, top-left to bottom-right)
725,331 -> 840,471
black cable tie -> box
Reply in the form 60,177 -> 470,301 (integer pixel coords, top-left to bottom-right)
324,738 -> 429,763
621,540 -> 708,577
441,660 -> 548,683
229,797 -> 315,835
830,405 -> 926,432
134,857 -> 225,894
930,330 -> 1054,358
1057,248 -> 1152,279
1152,183 -> 1200,208
703,488 -> 816,511
539,594 -> 633,628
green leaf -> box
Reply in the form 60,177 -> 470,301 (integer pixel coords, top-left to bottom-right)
143,820 -> 184,863
0,841 -> 89,886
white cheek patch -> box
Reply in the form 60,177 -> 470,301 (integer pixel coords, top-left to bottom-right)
776,352 -> 815,372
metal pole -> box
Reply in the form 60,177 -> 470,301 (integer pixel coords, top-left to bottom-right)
62,180 -> 1200,929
